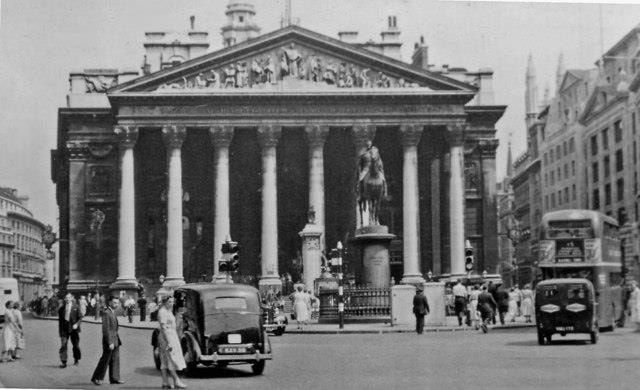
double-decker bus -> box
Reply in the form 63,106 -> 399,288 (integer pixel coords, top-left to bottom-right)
538,210 -> 623,330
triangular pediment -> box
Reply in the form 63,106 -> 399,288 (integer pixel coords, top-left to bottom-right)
110,25 -> 476,95
579,85 -> 625,124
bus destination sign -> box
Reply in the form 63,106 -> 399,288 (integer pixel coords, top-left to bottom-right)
555,239 -> 584,263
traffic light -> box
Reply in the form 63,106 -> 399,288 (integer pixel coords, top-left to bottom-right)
464,240 -> 474,271
220,240 -> 240,273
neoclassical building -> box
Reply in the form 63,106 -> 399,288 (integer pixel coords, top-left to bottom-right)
52,5 -> 505,293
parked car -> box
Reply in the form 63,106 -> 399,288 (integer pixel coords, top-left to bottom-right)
151,283 -> 272,375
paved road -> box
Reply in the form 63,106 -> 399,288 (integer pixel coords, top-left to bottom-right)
1,315 -> 639,390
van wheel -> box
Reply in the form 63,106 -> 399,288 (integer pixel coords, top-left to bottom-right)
537,330 -> 545,345
252,360 -> 266,375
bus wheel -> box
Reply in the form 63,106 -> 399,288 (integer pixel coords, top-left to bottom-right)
537,330 -> 545,345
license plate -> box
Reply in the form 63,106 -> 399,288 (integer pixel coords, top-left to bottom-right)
555,326 -> 574,331
220,346 -> 248,354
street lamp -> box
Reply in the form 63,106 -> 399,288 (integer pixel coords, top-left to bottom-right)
336,241 -> 344,330
427,270 -> 433,281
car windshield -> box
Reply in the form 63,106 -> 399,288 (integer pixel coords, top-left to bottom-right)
202,293 -> 260,314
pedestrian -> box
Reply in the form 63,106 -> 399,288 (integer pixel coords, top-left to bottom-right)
452,279 -> 468,326
629,281 -> 640,332
468,284 -> 481,330
477,286 -> 498,333
506,287 -> 519,322
495,285 -> 510,325
157,296 -> 187,389
292,285 -> 311,330
11,302 -> 24,359
95,294 -> 105,321
42,296 -> 50,317
488,281 -> 498,324
58,293 -> 82,368
1,301 -> 21,362
514,284 -> 523,316
520,283 -> 534,323
79,295 -> 88,317
91,296 -> 124,385
124,295 -> 135,323
412,286 -> 430,334
138,294 -> 148,322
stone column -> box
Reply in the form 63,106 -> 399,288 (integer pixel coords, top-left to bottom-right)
66,141 -> 89,285
210,126 -> 234,278
162,125 -> 187,287
112,126 -> 139,290
448,124 -> 466,276
479,139 -> 500,274
257,125 -> 282,290
304,124 -> 329,250
399,124 -> 425,284
352,123 -> 376,228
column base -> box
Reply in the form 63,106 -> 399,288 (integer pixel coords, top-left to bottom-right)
400,274 -> 426,286
258,277 -> 283,294
162,278 -> 185,288
109,279 -> 140,298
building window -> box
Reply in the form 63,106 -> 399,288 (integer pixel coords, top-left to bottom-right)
617,178 -> 625,201
557,167 -> 561,181
616,149 -> 623,172
543,153 -> 548,166
550,149 -> 554,162
556,145 -> 562,159
564,187 -> 569,203
551,171 -> 555,185
592,189 -> 599,209
558,190 -> 562,205
551,193 -> 556,208
571,160 -> 576,176
564,163 -> 569,179
569,138 -> 575,153
605,183 -> 611,205
602,128 -> 609,150
635,141 -> 638,165
563,141 -> 568,156
544,173 -> 548,186
604,156 -> 610,178
591,135 -> 598,156
614,120 -> 622,143
572,184 -> 576,200
545,195 -> 549,209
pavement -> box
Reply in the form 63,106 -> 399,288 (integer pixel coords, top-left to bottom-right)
32,312 -> 535,334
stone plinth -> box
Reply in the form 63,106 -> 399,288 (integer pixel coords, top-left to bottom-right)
423,282 -> 446,326
299,222 -> 324,292
352,225 -> 395,288
258,277 -> 283,295
390,284 -> 416,326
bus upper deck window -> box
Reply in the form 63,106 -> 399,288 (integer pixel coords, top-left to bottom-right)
4,290 -> 11,294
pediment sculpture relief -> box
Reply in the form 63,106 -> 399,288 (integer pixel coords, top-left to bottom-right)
154,43 -> 425,92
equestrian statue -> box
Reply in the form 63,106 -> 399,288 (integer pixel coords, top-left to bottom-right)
356,140 -> 387,227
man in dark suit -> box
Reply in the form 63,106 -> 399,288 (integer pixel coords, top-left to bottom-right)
412,286 -> 430,334
58,293 -> 82,368
91,296 -> 124,386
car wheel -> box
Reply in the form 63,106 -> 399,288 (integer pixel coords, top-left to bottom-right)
181,338 -> 198,375
273,327 -> 284,336
537,330 -> 545,345
545,334 -> 552,344
251,360 -> 266,375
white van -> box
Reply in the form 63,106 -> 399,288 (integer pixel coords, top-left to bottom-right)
0,278 -> 19,322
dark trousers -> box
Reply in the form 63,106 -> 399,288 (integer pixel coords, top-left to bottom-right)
126,308 -> 133,323
59,331 -> 81,363
91,344 -> 120,382
415,314 -> 425,334
454,297 -> 466,325
139,308 -> 146,322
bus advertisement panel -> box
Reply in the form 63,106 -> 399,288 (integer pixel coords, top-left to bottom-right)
539,238 -> 602,263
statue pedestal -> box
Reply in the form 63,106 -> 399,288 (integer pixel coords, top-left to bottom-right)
299,223 -> 324,292
352,225 -> 396,288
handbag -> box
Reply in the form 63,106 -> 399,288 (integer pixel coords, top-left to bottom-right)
17,336 -> 25,350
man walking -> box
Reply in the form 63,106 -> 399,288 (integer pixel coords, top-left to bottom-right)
91,296 -> 124,386
124,295 -> 135,323
412,286 -> 430,334
452,279 -> 468,326
477,285 -> 498,333
137,294 -> 147,322
58,293 -> 82,368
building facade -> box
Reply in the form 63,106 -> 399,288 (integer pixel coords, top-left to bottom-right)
0,188 -> 49,301
51,4 -> 505,294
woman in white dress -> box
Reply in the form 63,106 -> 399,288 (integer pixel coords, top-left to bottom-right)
1,301 -> 21,362
468,285 -> 481,330
520,284 -> 534,323
292,286 -> 311,330
506,287 -> 519,322
630,281 -> 640,332
157,296 -> 187,389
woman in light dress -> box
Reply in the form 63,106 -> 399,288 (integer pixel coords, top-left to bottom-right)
520,284 -> 534,323
468,285 -> 481,330
506,287 -> 519,323
1,301 -> 22,362
629,281 -> 640,332
157,296 -> 187,389
292,285 -> 311,330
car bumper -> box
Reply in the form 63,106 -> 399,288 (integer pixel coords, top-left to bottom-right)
199,352 -> 272,362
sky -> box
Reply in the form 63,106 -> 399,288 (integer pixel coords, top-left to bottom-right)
0,0 -> 639,227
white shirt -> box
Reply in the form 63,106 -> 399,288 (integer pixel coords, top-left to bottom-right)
453,284 -> 467,297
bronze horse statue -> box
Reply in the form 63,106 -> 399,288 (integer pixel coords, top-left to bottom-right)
356,141 -> 387,226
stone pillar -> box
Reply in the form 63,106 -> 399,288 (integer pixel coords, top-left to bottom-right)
399,124 -> 425,284
66,141 -> 89,285
257,125 -> 282,291
448,124 -> 466,276
304,124 -> 329,251
479,139 -> 500,274
352,123 -> 376,228
299,219 -> 323,291
210,126 -> 234,278
162,125 -> 187,287
111,126 -> 139,290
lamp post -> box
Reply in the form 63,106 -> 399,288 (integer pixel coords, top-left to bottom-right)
427,270 -> 433,281
336,241 -> 344,329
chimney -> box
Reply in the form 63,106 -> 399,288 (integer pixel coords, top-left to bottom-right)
411,35 -> 429,70
190,15 -> 195,30
338,31 -> 359,43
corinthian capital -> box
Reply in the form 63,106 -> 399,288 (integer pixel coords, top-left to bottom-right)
209,125 -> 234,148
161,125 -> 187,149
66,140 -> 90,160
257,125 -> 282,149
447,122 -> 466,146
352,123 -> 376,150
399,124 -> 424,147
114,125 -> 139,148
304,125 -> 330,148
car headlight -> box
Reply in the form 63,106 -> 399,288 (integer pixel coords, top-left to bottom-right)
540,304 -> 560,313
565,303 -> 586,313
